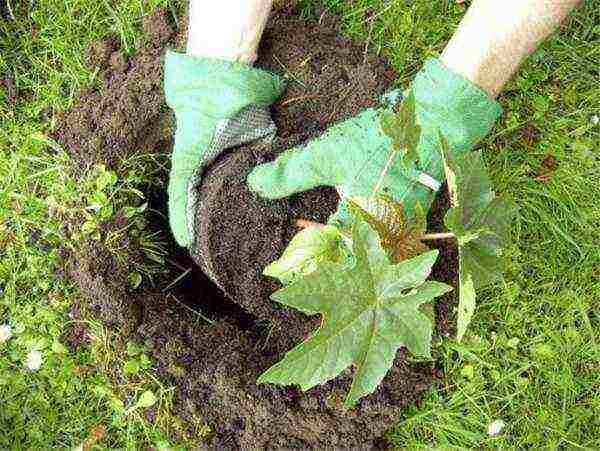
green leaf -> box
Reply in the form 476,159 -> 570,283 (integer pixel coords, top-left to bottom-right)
99,204 -> 114,220
126,341 -> 142,356
440,134 -> 517,341
349,195 -> 429,263
133,390 -> 157,409
258,216 -> 452,408
110,397 -> 125,413
123,360 -> 140,376
81,220 -> 97,235
380,90 -> 421,165
139,354 -> 151,369
123,202 -> 148,219
51,340 -> 68,355
96,169 -> 118,191
128,272 -> 142,289
264,225 -> 347,284
88,191 -> 108,208
461,364 -> 475,380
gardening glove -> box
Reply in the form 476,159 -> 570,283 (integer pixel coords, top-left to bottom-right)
165,0 -> 284,248
247,59 -> 503,226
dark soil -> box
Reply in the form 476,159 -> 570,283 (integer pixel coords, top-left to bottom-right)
427,186 -> 459,338
535,153 -> 558,183
194,150 -> 338,344
54,6 -> 184,170
55,5 -> 458,449
3,73 -> 18,105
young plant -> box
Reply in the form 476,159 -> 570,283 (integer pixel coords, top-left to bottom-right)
259,93 -> 515,407
258,214 -> 452,408
263,224 -> 348,285
379,90 -> 421,167
350,195 -> 429,263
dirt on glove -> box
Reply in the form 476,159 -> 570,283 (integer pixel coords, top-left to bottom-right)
54,4 -> 458,449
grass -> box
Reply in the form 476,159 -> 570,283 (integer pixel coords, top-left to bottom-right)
0,1 -> 194,448
1,0 -> 599,448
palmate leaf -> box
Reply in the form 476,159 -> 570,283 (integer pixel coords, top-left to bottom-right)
440,134 -> 517,341
258,215 -> 452,408
380,90 -> 421,165
349,195 -> 429,263
263,224 -> 347,285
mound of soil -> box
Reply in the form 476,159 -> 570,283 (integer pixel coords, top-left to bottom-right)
55,5 -> 458,448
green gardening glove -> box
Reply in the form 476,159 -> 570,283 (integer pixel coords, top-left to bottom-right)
165,51 -> 286,248
247,59 -> 502,224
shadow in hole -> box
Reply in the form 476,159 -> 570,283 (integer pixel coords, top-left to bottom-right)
146,184 -> 257,330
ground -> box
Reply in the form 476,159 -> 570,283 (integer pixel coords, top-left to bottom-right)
0,0 -> 599,449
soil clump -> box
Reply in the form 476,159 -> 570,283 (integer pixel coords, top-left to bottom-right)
55,5 -> 458,448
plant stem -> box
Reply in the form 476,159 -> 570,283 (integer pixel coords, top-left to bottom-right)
421,232 -> 456,241
373,147 -> 401,195
298,221 -> 456,242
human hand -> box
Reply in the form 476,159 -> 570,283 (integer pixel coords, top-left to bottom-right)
164,52 -> 285,248
166,1 -> 282,248
247,59 -> 502,226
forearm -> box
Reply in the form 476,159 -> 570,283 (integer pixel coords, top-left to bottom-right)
441,0 -> 582,98
186,0 -> 273,64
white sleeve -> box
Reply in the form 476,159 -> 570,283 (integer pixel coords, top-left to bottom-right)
186,0 -> 273,65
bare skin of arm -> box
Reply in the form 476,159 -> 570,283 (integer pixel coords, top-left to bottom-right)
186,0 -> 581,93
441,0 -> 583,98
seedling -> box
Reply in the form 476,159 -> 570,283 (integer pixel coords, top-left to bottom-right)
260,93 -> 516,407
258,215 -> 452,408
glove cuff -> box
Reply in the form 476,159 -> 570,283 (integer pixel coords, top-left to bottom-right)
411,58 -> 502,180
165,51 -> 285,116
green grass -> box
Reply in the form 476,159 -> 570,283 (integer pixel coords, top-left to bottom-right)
0,1 -> 191,448
1,0 -> 599,448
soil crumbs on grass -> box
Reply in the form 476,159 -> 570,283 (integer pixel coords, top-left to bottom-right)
55,6 -> 458,449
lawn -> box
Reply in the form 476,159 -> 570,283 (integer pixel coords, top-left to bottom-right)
1,0 -> 598,448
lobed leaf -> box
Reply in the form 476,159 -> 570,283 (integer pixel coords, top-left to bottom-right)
349,195 -> 429,263
380,90 -> 421,166
440,134 -> 517,341
258,215 -> 452,408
